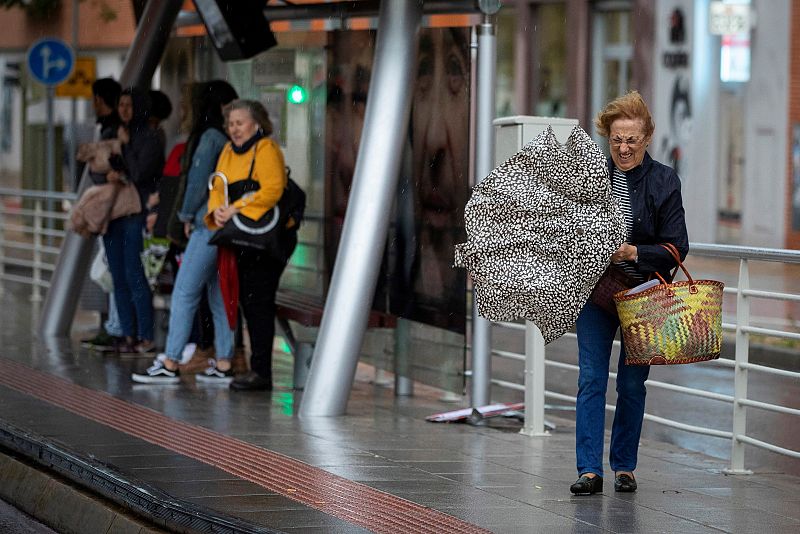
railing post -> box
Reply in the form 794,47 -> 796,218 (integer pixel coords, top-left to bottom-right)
394,319 -> 414,397
520,321 -> 550,436
726,258 -> 752,474
30,201 -> 43,303
0,196 -> 5,297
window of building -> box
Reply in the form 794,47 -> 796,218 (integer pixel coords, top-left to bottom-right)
532,3 -> 567,118
591,4 -> 633,143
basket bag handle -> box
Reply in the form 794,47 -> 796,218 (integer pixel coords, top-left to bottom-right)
654,243 -> 698,294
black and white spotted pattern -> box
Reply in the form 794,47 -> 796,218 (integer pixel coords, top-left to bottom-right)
454,125 -> 627,343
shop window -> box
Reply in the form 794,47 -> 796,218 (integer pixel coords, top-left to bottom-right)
1,62 -> 19,153
591,5 -> 633,143
496,7 -> 517,117
532,3 -> 567,117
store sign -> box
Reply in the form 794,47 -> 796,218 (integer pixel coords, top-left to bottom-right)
720,34 -> 750,82
709,2 -> 751,35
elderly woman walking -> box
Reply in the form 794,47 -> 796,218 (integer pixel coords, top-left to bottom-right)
570,91 -> 689,495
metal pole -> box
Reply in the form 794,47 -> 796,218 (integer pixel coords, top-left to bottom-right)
726,259 -> 753,474
69,0 -> 78,191
38,0 -> 183,337
520,321 -> 549,436
300,0 -> 422,417
0,200 -> 4,296
30,201 -> 43,303
395,319 -> 414,397
45,86 -> 55,247
470,13 -> 497,409
119,0 -> 183,89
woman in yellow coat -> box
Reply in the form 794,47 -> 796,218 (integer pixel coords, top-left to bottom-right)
206,99 -> 287,391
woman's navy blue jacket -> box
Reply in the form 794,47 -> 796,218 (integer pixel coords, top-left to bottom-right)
609,152 -> 689,280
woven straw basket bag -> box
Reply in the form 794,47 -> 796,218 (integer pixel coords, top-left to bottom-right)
613,244 -> 724,365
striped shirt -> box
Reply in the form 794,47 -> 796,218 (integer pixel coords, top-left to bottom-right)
611,168 -> 644,282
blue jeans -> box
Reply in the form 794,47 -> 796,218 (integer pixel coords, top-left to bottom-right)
103,214 -> 153,341
104,292 -> 123,337
164,226 -> 234,363
575,300 -> 650,477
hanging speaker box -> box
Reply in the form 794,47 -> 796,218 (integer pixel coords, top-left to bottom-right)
192,0 -> 278,61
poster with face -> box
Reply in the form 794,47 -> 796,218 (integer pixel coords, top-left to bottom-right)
324,28 -> 470,334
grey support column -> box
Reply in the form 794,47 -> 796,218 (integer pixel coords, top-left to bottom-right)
37,0 -> 183,337
470,10 -> 499,409
299,0 -> 422,417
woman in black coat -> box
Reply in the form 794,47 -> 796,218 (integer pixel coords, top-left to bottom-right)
103,87 -> 164,353
570,91 -> 688,496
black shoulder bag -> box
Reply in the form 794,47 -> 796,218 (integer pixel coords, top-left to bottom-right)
208,143 -> 305,263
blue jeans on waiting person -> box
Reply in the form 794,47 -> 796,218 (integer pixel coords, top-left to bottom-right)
575,300 -> 650,478
102,214 -> 154,341
104,292 -> 123,337
164,226 -> 234,364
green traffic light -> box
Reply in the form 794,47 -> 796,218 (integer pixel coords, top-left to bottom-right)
287,84 -> 307,104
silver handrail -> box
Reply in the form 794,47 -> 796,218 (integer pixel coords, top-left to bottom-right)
0,189 -> 73,294
486,241 -> 800,473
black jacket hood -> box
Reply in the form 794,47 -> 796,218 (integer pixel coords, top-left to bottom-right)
124,87 -> 152,134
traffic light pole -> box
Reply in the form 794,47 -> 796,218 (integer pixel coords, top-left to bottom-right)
470,11 -> 498,411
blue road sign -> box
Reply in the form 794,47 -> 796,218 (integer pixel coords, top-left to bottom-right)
27,38 -> 74,86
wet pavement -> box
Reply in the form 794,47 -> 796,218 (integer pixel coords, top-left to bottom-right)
0,498 -> 56,534
0,258 -> 798,532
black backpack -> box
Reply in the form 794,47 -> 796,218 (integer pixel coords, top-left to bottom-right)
283,167 -> 306,231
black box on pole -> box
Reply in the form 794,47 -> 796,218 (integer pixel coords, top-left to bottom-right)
192,0 -> 278,61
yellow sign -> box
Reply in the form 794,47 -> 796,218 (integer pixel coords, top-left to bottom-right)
55,56 -> 96,98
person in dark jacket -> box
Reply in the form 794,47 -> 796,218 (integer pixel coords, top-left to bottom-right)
103,87 -> 164,353
80,77 -> 124,352
570,91 -> 688,496
88,77 -> 122,186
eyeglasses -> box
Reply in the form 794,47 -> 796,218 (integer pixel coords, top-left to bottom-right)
610,136 -> 644,148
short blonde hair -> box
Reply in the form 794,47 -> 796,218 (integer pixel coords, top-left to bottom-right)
594,90 -> 654,139
223,99 -> 274,137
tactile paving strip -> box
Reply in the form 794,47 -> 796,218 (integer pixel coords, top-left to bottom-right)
0,358 -> 490,534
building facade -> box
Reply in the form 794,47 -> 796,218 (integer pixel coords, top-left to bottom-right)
501,0 -> 793,248
0,0 -> 796,249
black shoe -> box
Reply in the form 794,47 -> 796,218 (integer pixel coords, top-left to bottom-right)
196,361 -> 234,384
614,473 -> 637,492
81,331 -> 119,351
131,359 -> 180,384
570,475 -> 603,495
230,371 -> 273,391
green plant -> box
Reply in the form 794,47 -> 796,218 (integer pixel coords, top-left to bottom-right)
0,0 -> 62,20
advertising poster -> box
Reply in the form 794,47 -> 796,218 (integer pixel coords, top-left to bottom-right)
652,0 -> 693,179
324,28 -> 470,335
